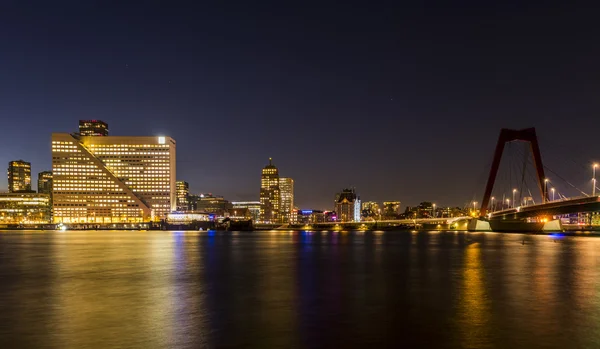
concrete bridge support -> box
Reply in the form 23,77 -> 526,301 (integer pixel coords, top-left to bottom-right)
542,219 -> 562,232
467,219 -> 491,231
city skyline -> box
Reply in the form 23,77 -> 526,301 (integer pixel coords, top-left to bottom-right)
2,2 -> 600,209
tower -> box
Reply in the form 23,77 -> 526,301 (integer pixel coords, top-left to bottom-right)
279,177 -> 294,223
259,158 -> 280,223
8,160 -> 32,193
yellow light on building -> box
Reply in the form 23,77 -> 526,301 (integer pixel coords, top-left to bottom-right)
51,133 -> 176,224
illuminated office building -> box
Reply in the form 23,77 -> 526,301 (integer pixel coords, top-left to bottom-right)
383,201 -> 401,218
38,171 -> 53,194
362,201 -> 379,211
232,201 -> 261,221
259,158 -> 280,223
79,120 -> 109,136
176,181 -> 189,211
0,193 -> 51,224
8,160 -> 32,193
195,194 -> 232,216
279,177 -> 294,223
361,201 -> 380,217
51,133 -> 176,224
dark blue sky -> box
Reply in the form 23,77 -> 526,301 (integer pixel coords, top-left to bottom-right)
1,1 -> 599,209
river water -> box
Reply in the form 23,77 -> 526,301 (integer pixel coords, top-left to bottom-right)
0,230 -> 599,348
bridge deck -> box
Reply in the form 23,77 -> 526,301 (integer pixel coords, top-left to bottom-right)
488,196 -> 600,219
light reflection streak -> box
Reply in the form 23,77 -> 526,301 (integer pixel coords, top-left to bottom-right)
459,243 -> 490,348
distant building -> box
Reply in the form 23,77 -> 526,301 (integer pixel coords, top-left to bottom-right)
0,193 -> 51,224
403,202 -> 436,219
8,160 -> 32,193
361,201 -> 380,219
259,158 -> 280,223
52,133 -> 176,223
196,194 -> 232,216
279,177 -> 294,223
79,120 -> 109,136
296,209 -> 325,224
38,171 -> 53,194
417,202 -> 433,218
436,206 -> 456,218
232,201 -> 261,221
176,181 -> 189,211
382,201 -> 401,218
334,188 -> 361,222
324,211 -> 337,222
166,211 -> 210,224
362,201 -> 380,212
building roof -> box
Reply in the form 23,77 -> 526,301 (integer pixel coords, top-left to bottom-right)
336,189 -> 357,203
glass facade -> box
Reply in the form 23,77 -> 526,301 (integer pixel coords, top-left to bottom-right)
8,160 -> 32,193
51,133 -> 176,224
0,193 -> 51,224
279,177 -> 294,223
176,181 -> 189,211
38,171 -> 53,194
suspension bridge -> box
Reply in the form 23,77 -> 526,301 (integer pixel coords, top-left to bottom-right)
295,127 -> 600,233
469,127 -> 600,232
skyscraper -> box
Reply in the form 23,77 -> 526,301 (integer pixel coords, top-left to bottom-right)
279,177 -> 294,223
38,171 -> 53,194
51,133 -> 176,224
176,181 -> 189,211
8,160 -> 32,193
79,120 -> 109,136
259,158 -> 280,223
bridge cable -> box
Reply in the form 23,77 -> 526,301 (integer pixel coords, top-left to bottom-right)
513,144 -> 588,198
518,141 -> 529,204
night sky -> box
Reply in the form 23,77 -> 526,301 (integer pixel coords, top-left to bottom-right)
1,1 -> 600,209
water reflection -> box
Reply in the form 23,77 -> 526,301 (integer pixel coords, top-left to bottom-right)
5,231 -> 600,348
459,242 -> 490,348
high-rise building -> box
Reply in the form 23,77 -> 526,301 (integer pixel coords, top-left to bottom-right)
259,158 -> 280,223
334,188 -> 361,222
8,160 -> 32,193
51,133 -> 176,224
176,181 -> 189,211
279,177 -> 294,223
38,171 -> 53,194
0,193 -> 51,224
79,120 -> 109,136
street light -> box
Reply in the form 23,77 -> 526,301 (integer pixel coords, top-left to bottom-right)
491,196 -> 495,212
512,189 -> 517,208
544,178 -> 549,203
432,203 -> 436,218
551,188 -> 555,201
594,164 -> 598,196
506,198 -> 510,208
